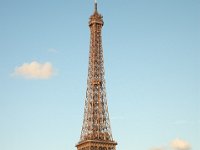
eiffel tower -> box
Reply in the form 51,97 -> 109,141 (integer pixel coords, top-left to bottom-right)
76,1 -> 117,150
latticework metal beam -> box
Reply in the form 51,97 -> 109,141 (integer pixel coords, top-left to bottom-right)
76,2 -> 117,150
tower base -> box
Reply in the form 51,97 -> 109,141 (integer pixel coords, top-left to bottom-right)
76,140 -> 117,150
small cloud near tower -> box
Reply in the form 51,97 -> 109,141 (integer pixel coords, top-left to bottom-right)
12,61 -> 55,80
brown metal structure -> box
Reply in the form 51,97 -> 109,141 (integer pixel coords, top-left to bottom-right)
76,2 -> 117,150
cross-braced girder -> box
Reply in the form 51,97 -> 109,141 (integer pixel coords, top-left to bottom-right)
80,10 -> 113,142
76,3 -> 117,150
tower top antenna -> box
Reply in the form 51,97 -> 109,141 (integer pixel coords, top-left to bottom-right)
94,0 -> 97,12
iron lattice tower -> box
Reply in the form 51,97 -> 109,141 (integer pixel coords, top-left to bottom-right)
76,2 -> 117,150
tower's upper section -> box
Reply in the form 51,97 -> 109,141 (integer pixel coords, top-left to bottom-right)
77,1 -> 116,144
89,2 -> 104,27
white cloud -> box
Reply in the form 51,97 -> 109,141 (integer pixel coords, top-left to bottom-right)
171,138 -> 191,150
13,61 -> 54,79
150,139 -> 191,150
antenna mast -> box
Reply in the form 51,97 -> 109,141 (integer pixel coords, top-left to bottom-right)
94,0 -> 97,12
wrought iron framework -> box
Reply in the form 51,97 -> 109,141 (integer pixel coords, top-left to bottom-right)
76,2 -> 117,150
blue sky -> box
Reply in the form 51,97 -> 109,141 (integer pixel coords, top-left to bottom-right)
0,0 -> 199,150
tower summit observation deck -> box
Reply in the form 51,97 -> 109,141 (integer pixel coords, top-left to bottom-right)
76,1 -> 117,150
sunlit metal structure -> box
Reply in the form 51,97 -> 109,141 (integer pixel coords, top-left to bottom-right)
76,2 -> 117,150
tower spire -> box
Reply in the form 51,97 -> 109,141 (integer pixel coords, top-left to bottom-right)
94,0 -> 97,12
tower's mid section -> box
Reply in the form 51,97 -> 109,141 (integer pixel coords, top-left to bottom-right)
76,2 -> 117,150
